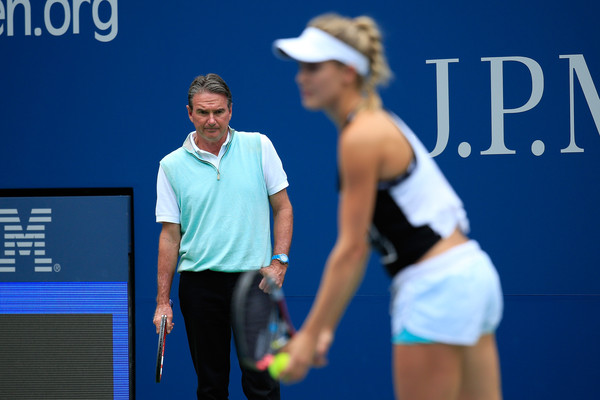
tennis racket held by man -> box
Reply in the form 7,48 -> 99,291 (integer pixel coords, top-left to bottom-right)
155,299 -> 173,383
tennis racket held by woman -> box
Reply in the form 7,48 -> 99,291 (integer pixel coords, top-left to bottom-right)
232,269 -> 295,379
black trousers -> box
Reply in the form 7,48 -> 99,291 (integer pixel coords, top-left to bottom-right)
179,270 -> 280,400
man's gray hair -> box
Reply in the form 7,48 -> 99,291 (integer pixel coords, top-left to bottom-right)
188,73 -> 233,109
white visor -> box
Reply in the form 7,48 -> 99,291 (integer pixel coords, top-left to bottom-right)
273,27 -> 370,76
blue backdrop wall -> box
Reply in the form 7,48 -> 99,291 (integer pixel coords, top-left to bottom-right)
2,0 -> 599,398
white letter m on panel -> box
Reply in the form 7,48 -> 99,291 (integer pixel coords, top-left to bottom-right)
0,208 -> 53,273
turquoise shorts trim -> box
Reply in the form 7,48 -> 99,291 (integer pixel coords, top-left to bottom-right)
393,328 -> 434,345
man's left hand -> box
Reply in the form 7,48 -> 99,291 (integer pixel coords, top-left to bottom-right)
259,261 -> 287,291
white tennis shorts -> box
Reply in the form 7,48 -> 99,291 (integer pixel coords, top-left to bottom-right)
390,240 -> 503,346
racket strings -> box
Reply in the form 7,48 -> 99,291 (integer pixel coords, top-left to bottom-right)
251,304 -> 280,359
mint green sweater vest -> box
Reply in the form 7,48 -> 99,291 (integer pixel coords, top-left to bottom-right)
160,129 -> 272,272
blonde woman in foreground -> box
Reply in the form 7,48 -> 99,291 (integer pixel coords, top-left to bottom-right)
272,13 -> 503,400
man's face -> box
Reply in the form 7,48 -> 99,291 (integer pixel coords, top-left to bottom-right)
187,91 -> 232,146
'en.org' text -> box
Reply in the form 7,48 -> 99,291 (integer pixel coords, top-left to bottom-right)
0,0 -> 118,42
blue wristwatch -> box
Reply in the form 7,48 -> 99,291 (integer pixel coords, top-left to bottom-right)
271,254 -> 289,264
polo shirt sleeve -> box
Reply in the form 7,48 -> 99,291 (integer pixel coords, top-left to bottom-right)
260,134 -> 289,196
155,166 -> 181,224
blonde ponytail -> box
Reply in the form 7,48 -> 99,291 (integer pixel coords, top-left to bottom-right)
309,13 -> 392,109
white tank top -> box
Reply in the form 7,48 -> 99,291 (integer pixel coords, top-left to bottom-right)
368,113 -> 470,276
